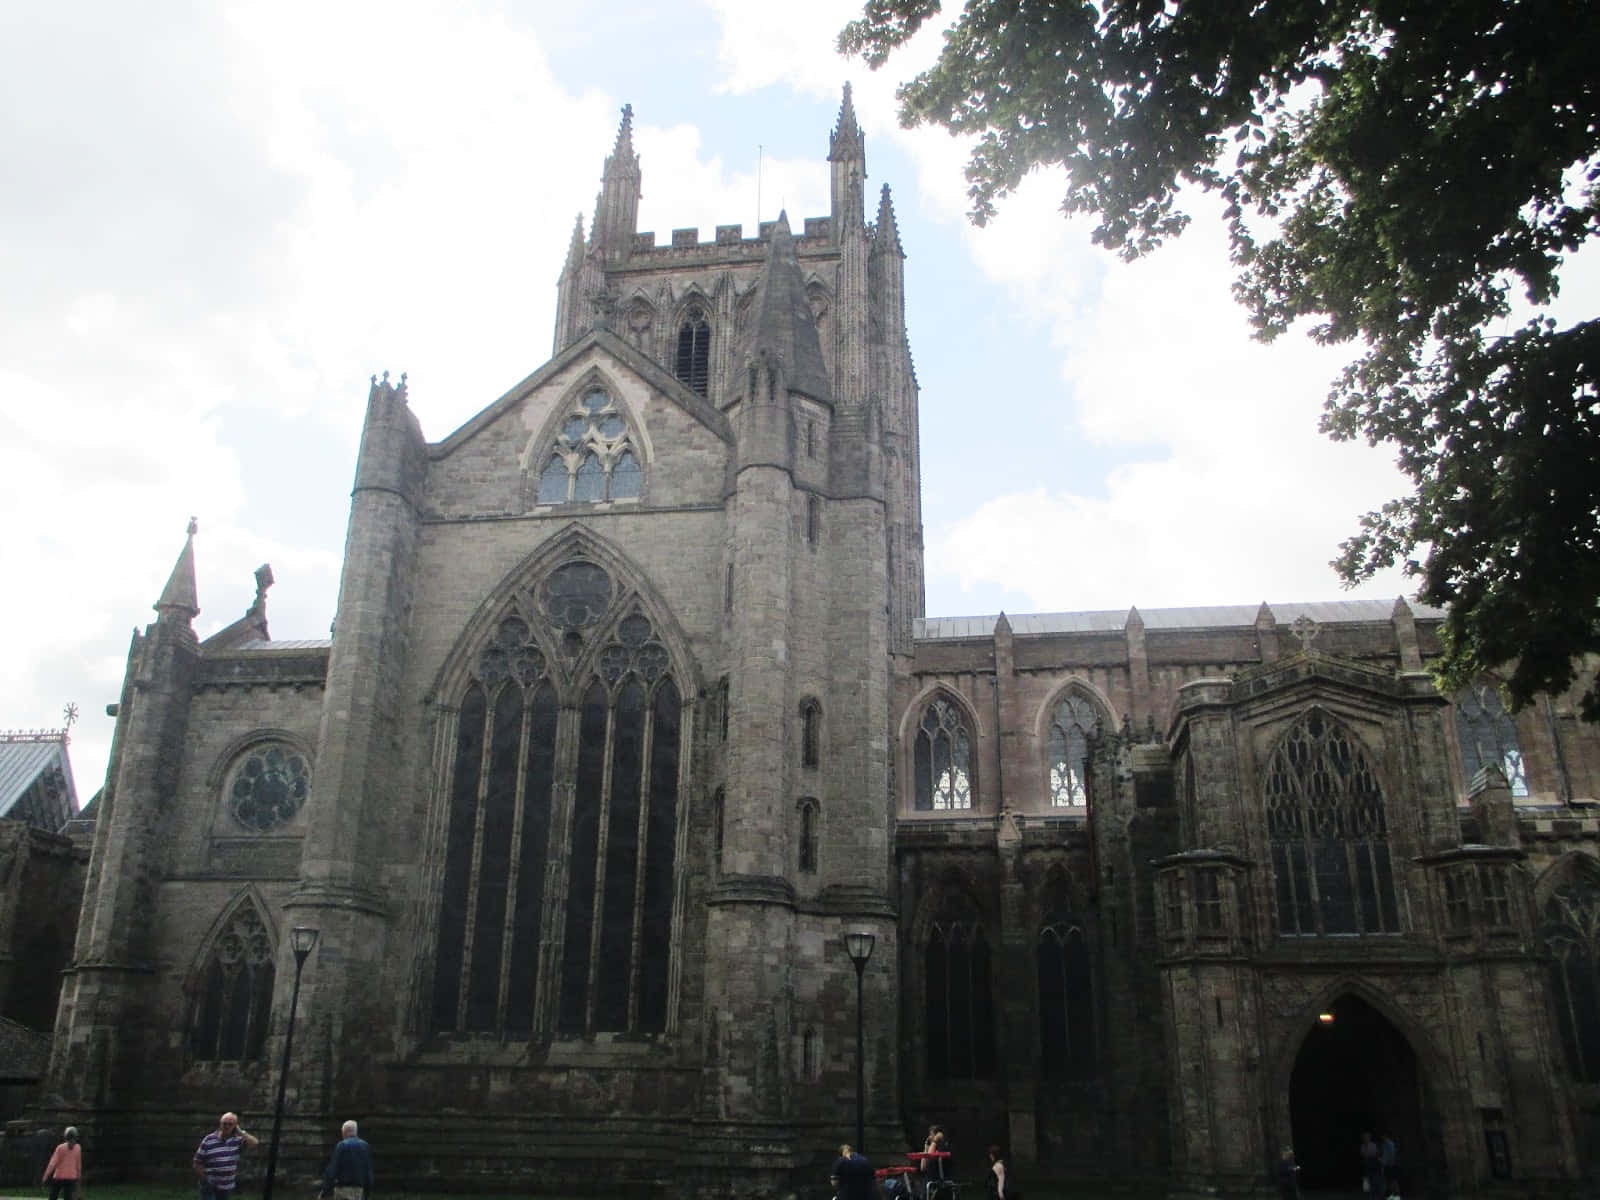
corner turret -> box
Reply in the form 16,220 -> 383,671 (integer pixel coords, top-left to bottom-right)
154,517 -> 200,632
829,84 -> 866,238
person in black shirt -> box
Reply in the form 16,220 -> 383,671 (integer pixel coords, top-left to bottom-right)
831,1143 -> 874,1200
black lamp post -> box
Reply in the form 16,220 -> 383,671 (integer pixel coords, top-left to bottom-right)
844,929 -> 876,1154
262,926 -> 318,1200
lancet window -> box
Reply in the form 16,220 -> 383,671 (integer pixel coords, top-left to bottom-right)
925,900 -> 995,1079
914,697 -> 974,811
1038,917 -> 1095,1079
797,798 -> 819,875
1048,692 -> 1102,808
1264,710 -> 1400,937
675,307 -> 711,396
1542,870 -> 1600,1082
430,559 -> 683,1039
800,698 -> 822,768
535,386 -> 643,505
189,903 -> 275,1063
1454,684 -> 1529,796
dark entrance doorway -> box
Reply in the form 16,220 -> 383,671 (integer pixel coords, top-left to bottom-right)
1288,995 -> 1429,1193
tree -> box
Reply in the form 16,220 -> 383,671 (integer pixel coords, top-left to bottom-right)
843,0 -> 1600,718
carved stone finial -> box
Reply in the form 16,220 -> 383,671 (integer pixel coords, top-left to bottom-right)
1290,614 -> 1320,653
186,516 -> 198,537
254,563 -> 274,601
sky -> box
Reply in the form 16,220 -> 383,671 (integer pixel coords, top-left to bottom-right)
4,1 -> 1589,801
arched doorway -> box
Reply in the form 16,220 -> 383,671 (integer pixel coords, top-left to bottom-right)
1288,995 -> 1431,1193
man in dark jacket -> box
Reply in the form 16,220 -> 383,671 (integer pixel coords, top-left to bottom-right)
319,1121 -> 373,1200
831,1143 -> 874,1200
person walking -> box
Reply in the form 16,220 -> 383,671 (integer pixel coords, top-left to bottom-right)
1273,1146 -> 1301,1200
193,1112 -> 259,1200
1379,1133 -> 1399,1198
986,1145 -> 1015,1200
1359,1132 -> 1384,1195
319,1120 -> 374,1200
42,1127 -> 82,1200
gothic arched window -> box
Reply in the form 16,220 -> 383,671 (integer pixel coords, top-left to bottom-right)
925,902 -> 995,1079
1038,920 -> 1095,1079
1454,684 -> 1529,796
797,798 -> 819,875
914,698 -> 974,811
189,904 -> 275,1063
535,387 -> 644,505
1048,693 -> 1101,808
675,307 -> 711,396
1265,710 -> 1400,937
431,561 -> 683,1039
1542,869 -> 1600,1081
800,698 -> 822,768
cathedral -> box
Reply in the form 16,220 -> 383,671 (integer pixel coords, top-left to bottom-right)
40,91 -> 1600,1198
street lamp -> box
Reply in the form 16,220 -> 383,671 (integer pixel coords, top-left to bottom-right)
262,926 -> 318,1200
844,929 -> 876,1154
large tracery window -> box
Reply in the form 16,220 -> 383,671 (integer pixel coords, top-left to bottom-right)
1265,710 -> 1400,937
925,900 -> 995,1079
914,697 -> 974,811
1048,693 -> 1101,808
189,903 -> 275,1063
674,307 -> 711,396
1038,918 -> 1095,1079
1542,869 -> 1600,1082
431,560 -> 683,1039
535,387 -> 643,505
1454,684 -> 1529,797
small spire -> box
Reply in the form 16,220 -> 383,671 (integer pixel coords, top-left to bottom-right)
155,517 -> 200,623
1255,601 -> 1275,626
564,213 -> 585,273
830,82 -> 863,161
612,103 -> 635,159
1126,605 -> 1144,629
873,183 -> 903,257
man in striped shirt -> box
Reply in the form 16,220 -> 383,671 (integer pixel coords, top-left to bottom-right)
193,1112 -> 259,1200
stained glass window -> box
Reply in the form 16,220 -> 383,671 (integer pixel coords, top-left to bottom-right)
1265,711 -> 1399,937
914,698 -> 974,811
1542,872 -> 1600,1081
190,904 -> 275,1062
1454,685 -> 1529,796
533,387 -> 644,505
925,904 -> 995,1079
432,573 -> 683,1039
227,744 -> 310,832
1048,694 -> 1101,808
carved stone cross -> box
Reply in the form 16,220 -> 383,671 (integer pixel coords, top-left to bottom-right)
1290,614 -> 1320,653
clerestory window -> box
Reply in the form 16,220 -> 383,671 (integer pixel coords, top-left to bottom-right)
914,697 -> 974,811
1454,684 -> 1529,797
1048,693 -> 1102,808
431,560 -> 682,1038
675,307 -> 711,396
1265,710 -> 1400,937
535,387 -> 643,505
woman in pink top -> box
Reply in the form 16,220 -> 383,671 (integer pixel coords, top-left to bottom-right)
42,1127 -> 82,1200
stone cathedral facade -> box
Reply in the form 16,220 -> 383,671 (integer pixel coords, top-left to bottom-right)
41,94 -> 1600,1199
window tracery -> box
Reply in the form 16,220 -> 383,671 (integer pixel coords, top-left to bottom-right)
1454,684 -> 1529,796
1264,710 -> 1399,937
925,900 -> 995,1079
535,387 -> 643,505
914,698 -> 974,811
1037,918 -> 1094,1079
675,307 -> 710,396
1048,693 -> 1101,808
431,561 -> 682,1039
1542,870 -> 1600,1081
226,743 -> 309,832
189,903 -> 274,1063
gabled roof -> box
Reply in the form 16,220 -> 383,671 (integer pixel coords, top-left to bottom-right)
747,212 -> 831,404
0,731 -> 78,831
431,328 -> 734,456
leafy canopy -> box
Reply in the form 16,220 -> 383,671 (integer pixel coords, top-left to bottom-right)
844,0 -> 1600,718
